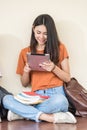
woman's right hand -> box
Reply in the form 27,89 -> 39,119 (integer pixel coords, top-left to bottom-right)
23,63 -> 31,73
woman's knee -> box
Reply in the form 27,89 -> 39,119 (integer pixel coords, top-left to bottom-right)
52,94 -> 69,110
2,95 -> 14,109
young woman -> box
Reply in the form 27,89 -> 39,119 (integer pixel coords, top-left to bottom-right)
3,14 -> 77,123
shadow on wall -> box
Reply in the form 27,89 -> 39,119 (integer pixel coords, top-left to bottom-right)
0,34 -> 30,94
56,20 -> 87,87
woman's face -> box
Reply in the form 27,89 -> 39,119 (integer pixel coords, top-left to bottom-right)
33,25 -> 47,46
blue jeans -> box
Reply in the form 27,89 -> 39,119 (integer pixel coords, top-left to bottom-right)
3,86 -> 69,122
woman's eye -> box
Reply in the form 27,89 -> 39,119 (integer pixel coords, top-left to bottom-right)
44,33 -> 47,35
36,31 -> 47,35
37,31 -> 40,34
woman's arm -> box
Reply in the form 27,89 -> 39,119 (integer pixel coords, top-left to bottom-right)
52,58 -> 71,82
21,63 -> 31,87
40,58 -> 71,83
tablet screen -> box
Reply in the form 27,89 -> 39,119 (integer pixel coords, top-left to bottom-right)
27,53 -> 50,71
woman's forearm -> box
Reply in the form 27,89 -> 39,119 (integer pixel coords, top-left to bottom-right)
21,72 -> 30,87
52,65 -> 71,82
20,63 -> 31,87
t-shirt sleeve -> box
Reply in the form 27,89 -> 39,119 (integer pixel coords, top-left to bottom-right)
59,43 -> 69,63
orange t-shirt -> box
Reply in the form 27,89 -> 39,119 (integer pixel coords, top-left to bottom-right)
16,43 -> 69,91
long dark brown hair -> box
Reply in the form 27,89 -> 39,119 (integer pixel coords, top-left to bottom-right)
30,14 -> 60,65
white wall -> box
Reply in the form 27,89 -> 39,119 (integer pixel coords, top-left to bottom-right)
0,0 -> 87,94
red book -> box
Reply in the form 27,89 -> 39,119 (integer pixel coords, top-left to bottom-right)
23,91 -> 50,99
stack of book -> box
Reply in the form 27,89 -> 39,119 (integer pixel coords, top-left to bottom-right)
14,91 -> 50,105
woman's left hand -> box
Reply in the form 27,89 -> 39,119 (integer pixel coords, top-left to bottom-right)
39,60 -> 55,72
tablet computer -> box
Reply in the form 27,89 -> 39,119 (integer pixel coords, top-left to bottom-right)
27,53 -> 50,71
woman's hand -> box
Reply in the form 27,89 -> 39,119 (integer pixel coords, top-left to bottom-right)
39,60 -> 55,72
23,63 -> 31,73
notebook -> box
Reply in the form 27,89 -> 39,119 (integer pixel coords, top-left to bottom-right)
27,53 -> 50,71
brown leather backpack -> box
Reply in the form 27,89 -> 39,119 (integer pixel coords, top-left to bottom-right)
64,78 -> 87,117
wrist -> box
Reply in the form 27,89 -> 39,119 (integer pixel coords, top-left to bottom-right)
24,69 -> 29,73
51,64 -> 56,72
